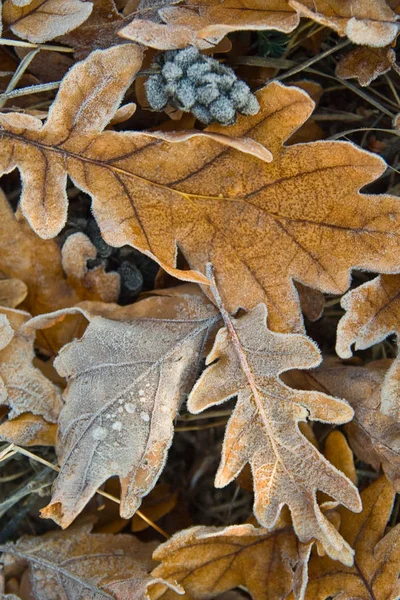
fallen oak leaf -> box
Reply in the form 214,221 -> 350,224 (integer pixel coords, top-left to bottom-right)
0,412 -> 57,446
149,511 -> 312,600
188,280 -> 361,563
301,476 -> 400,600
119,0 -> 299,50
0,520 -> 182,599
33,286 -> 219,527
2,0 -> 93,44
62,232 -> 120,303
290,361 -> 400,492
288,0 -> 399,47
337,274 -> 400,421
2,47 -> 400,334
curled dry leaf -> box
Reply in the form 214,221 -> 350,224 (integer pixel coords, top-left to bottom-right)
337,274 -> 400,420
2,0 -> 93,43
0,521 -> 182,600
294,362 -> 400,492
35,286 -> 218,527
289,0 -> 399,47
0,307 -> 62,446
336,46 -> 396,86
188,303 -> 361,564
119,0 -> 299,50
303,476 -> 400,600
62,232 -> 120,303
0,278 -> 27,309
2,47 -> 400,334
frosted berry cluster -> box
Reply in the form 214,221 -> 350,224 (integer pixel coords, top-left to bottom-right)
145,47 -> 260,125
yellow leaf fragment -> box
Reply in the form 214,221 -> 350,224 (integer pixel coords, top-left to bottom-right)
337,274 -> 400,420
2,47 -> 400,333
189,304 -> 361,563
289,0 -> 399,47
37,287 -> 218,528
119,0 -> 299,50
0,521 -> 182,599
304,476 -> 400,600
2,0 -> 93,43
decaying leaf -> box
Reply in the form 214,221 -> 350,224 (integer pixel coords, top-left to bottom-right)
188,303 -> 361,563
0,412 -> 57,446
0,278 -> 27,309
150,513 -> 311,600
2,47 -> 400,334
337,274 -> 400,420
36,286 -> 218,528
2,0 -> 93,43
62,232 -> 120,303
0,307 -> 62,431
0,521 -> 182,599
303,476 -> 400,600
292,362 -> 400,492
336,46 -> 396,86
289,0 -> 399,47
119,0 -> 299,50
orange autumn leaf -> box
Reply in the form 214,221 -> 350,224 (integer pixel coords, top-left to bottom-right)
289,0 -> 399,47
2,0 -> 93,43
188,302 -> 361,563
150,513 -> 312,600
0,520 -> 182,599
302,476 -> 400,600
0,412 -> 57,446
36,287 -> 218,528
2,47 -> 400,334
337,274 -> 400,421
0,278 -> 27,309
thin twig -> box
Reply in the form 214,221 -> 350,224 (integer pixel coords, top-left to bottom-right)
274,39 -> 350,82
0,38 -> 74,53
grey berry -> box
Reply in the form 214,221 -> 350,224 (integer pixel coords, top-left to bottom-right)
209,96 -> 236,125
176,79 -> 196,109
196,83 -> 220,106
191,103 -> 212,125
241,94 -> 260,116
173,46 -> 199,68
145,74 -> 168,111
230,80 -> 251,110
162,62 -> 183,81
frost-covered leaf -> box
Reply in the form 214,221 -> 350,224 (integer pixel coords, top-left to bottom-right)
0,521 -> 181,599
62,232 -> 120,303
2,0 -> 93,43
150,514 -> 311,600
337,274 -> 400,421
289,0 -> 399,47
188,304 -> 361,564
336,46 -> 396,86
37,286 -> 218,527
303,476 -> 400,600
119,0 -> 299,50
0,279 -> 27,309
2,49 -> 400,334
293,362 -> 400,492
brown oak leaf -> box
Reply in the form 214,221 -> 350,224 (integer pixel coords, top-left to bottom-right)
337,274 -> 400,420
149,513 -> 312,600
292,361 -> 400,493
0,307 -> 62,445
2,47 -> 400,334
35,286 -> 218,528
119,0 -> 299,50
2,0 -> 93,43
289,0 -> 399,47
302,476 -> 400,600
0,520 -> 182,599
62,232 -> 120,303
188,303 -> 361,563
336,46 -> 396,86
